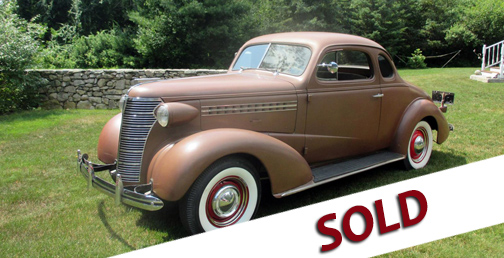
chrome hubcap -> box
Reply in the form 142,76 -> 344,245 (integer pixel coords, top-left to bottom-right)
414,135 -> 425,154
206,175 -> 249,228
410,127 -> 429,163
211,185 -> 240,218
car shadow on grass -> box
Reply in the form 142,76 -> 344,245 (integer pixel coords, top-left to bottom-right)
98,201 -> 136,251
98,200 -> 189,249
111,150 -> 466,243
135,201 -> 190,241
255,150 -> 467,218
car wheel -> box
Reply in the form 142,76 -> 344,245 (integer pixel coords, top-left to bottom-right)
404,121 -> 433,170
179,157 -> 261,234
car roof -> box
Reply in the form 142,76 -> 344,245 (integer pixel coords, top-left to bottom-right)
244,32 -> 386,52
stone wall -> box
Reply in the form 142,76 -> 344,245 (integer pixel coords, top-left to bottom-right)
31,69 -> 227,109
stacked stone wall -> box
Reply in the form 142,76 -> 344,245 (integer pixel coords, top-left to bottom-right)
31,69 -> 227,109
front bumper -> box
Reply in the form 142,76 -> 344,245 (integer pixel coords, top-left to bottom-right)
77,150 -> 164,211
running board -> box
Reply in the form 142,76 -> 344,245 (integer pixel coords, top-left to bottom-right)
275,151 -> 405,198
313,151 -> 405,182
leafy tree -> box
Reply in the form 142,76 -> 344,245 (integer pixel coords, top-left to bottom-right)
16,0 -> 73,37
72,0 -> 138,35
130,0 -> 255,68
71,28 -> 139,68
35,24 -> 78,68
12,0 -> 504,69
445,0 -> 504,46
444,0 -> 504,66
250,0 -> 349,33
17,0 -> 137,36
416,0 -> 461,52
349,0 -> 416,58
0,0 -> 46,114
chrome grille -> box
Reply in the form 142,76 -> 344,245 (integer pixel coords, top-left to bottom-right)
117,98 -> 161,183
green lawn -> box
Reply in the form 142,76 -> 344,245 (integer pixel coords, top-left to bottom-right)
0,68 -> 503,256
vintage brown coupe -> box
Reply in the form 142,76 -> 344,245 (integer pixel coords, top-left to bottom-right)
77,32 -> 453,234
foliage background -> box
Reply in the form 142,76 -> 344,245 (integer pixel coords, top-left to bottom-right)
11,0 -> 504,70
0,1 -> 46,114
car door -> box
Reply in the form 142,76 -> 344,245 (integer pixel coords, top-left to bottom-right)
304,47 -> 382,163
375,52 -> 421,150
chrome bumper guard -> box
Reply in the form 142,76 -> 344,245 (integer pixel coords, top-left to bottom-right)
77,150 -> 164,211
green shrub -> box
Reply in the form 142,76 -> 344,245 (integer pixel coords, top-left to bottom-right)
35,25 -> 78,69
0,0 -> 46,114
407,49 -> 427,69
36,25 -> 138,69
71,28 -> 138,68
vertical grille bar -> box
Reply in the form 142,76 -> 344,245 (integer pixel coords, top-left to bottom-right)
117,98 -> 161,183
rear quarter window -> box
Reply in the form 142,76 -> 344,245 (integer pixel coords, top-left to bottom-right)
378,54 -> 394,78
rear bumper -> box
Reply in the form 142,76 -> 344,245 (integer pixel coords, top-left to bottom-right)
77,150 -> 164,211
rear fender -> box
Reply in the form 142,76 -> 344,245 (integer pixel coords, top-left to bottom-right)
148,128 -> 313,201
390,99 -> 449,155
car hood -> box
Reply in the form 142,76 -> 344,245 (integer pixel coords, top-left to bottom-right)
127,72 -> 296,101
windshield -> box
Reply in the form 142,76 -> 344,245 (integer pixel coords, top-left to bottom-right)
232,44 -> 311,76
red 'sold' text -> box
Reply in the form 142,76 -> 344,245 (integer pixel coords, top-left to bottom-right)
317,190 -> 428,252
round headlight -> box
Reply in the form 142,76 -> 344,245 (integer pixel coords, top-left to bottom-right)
154,104 -> 169,127
119,95 -> 127,112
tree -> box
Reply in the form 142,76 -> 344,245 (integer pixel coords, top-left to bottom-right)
0,0 -> 46,114
130,0 -> 255,68
16,0 -> 73,35
418,0 -> 460,50
445,0 -> 504,46
71,28 -> 138,68
72,0 -> 138,35
12,0 -> 503,69
349,0 -> 417,57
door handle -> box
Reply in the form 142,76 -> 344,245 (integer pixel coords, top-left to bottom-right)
373,93 -> 384,98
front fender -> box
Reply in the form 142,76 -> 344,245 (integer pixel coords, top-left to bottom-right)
390,98 -> 450,155
148,128 -> 313,201
97,113 -> 121,164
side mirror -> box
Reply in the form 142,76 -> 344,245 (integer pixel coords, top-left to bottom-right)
318,61 -> 339,74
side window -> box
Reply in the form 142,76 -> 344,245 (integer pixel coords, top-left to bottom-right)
378,54 -> 394,78
317,50 -> 373,81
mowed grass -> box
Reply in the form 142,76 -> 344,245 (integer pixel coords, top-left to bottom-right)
0,109 -> 189,256
0,67 -> 503,256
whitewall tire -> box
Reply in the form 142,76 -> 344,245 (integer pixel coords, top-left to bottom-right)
180,158 -> 261,234
405,121 -> 433,170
